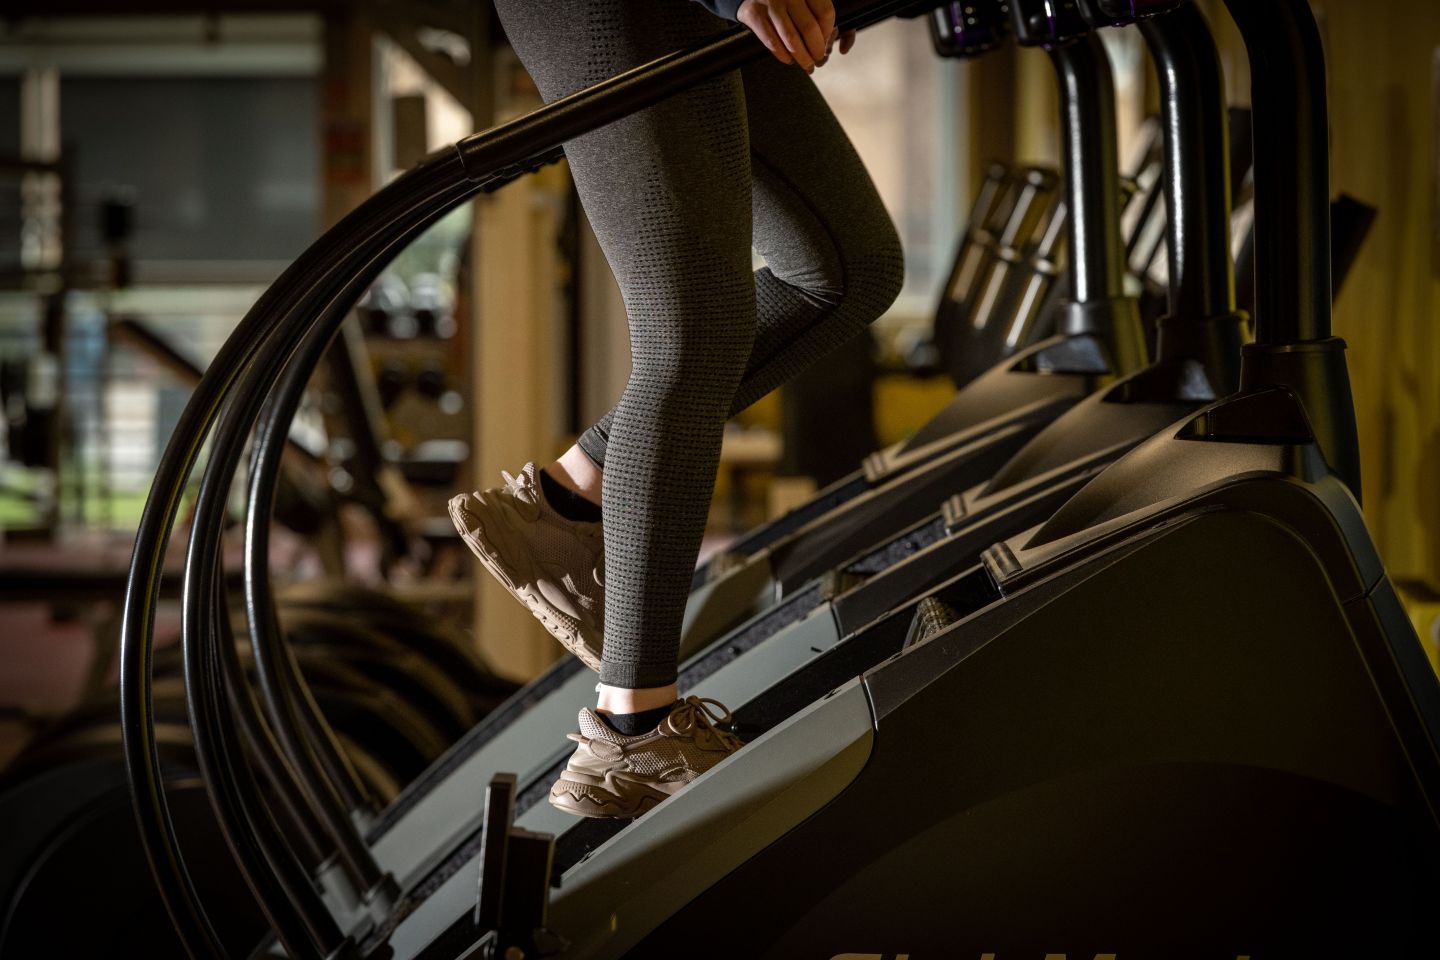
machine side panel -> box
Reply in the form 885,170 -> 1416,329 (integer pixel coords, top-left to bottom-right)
373,665 -> 596,883
681,553 -> 778,658
635,509 -> 1440,957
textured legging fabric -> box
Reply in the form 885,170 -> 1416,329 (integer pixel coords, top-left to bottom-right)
494,0 -> 903,688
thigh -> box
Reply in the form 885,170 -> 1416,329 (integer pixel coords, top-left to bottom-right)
494,0 -> 753,305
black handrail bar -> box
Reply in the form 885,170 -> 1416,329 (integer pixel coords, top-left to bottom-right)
1222,0 -> 1361,498
188,151 -> 485,953
1138,2 -> 1242,393
1050,37 -> 1126,307
1222,0 -> 1330,344
1140,6 -> 1235,324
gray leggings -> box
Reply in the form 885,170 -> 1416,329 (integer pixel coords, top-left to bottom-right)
494,0 -> 903,688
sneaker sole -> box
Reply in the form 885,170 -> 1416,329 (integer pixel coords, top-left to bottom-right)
547,770 -> 683,820
448,492 -> 603,672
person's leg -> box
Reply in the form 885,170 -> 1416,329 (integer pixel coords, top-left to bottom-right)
494,0 -> 754,696
459,5 -> 901,687
475,0 -> 753,819
491,36 -> 902,679
546,444 -> 602,505
571,53 -> 904,470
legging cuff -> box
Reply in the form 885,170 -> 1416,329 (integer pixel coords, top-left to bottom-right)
598,660 -> 678,689
577,424 -> 608,469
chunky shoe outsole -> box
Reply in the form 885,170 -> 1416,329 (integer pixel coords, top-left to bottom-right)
448,491 -> 603,672
547,770 -> 679,819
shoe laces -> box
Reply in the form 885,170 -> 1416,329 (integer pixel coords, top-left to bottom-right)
666,696 -> 743,752
499,464 -> 539,505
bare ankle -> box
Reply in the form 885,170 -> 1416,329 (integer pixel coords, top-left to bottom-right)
596,683 -> 678,715
546,444 -> 603,506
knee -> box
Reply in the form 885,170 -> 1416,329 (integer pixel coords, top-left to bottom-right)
756,163 -> 905,319
843,218 -> 905,326
797,215 -> 904,335
630,309 -> 755,397
767,218 -> 904,324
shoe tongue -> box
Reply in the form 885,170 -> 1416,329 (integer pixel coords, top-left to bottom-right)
510,462 -> 540,503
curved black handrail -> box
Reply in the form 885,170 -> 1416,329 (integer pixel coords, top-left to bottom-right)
238,152 -> 563,923
219,606 -> 331,881
1049,36 -> 1126,306
1140,5 -> 1234,323
191,573 -> 343,955
1220,0 -> 1360,499
233,158 -> 562,939
246,334 -> 390,871
246,427 -> 375,823
121,147 -> 478,959
122,2 -> 934,955
182,167 -> 477,951
224,166 -> 492,916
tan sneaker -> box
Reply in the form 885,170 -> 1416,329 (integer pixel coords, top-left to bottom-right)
449,463 -> 604,671
549,697 -> 744,819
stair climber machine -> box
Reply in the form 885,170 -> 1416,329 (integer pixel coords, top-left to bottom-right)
342,2 -> 1156,934
606,1 -> 1436,956
374,6 -> 1254,955
472,1 -> 1437,956
116,0 -> 1440,957
115,4 -> 1001,959
385,3 -> 1440,953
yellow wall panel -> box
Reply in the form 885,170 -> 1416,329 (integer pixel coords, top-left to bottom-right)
1317,0 -> 1440,592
